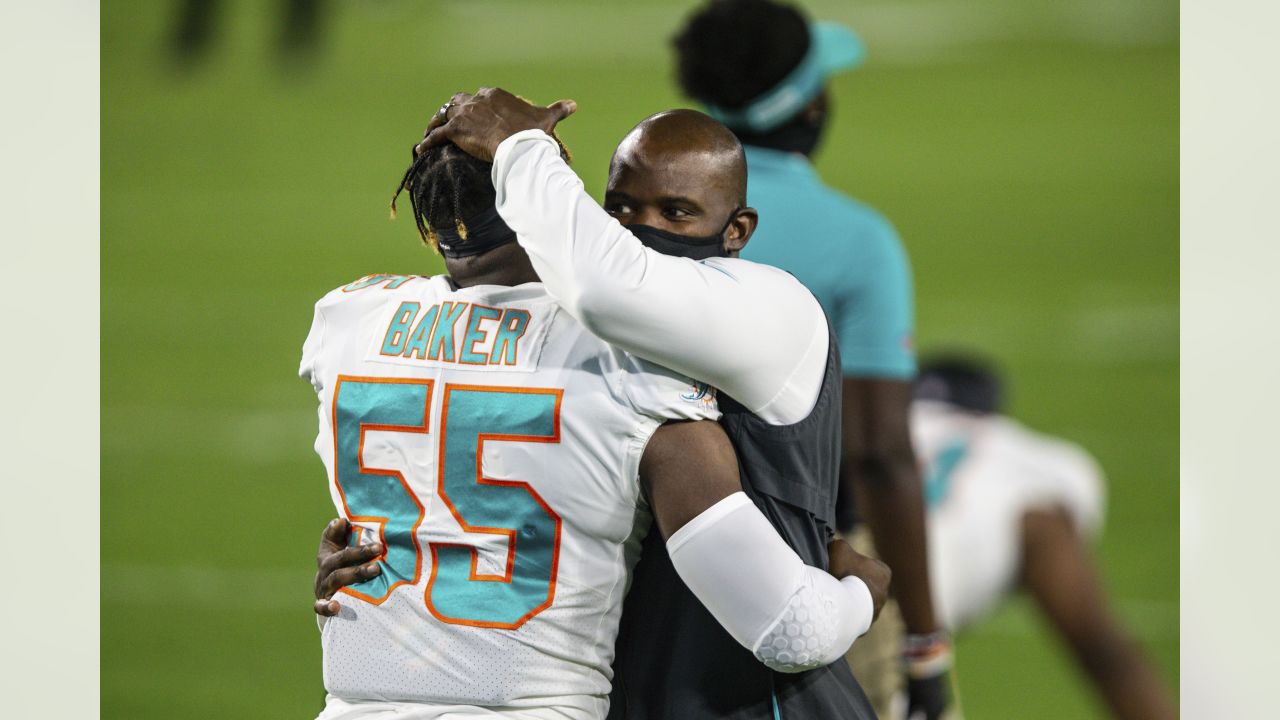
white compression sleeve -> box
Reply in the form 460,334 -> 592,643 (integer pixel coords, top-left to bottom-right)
491,129 -> 828,425
666,493 -> 875,673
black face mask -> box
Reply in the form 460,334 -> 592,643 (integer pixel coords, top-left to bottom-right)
626,210 -> 740,261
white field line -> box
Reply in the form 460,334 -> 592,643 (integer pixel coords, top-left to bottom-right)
104,404 -> 315,461
1069,301 -> 1180,364
919,299 -> 1178,367
103,563 -> 315,611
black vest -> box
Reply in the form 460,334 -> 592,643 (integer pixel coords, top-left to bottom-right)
607,326 -> 876,719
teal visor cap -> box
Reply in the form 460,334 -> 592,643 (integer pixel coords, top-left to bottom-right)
705,21 -> 865,134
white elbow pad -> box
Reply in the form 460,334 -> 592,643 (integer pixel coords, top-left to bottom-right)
753,571 -> 873,672
666,493 -> 875,673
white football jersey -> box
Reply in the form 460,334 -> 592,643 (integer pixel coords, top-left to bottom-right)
912,401 -> 1105,630
299,274 -> 719,719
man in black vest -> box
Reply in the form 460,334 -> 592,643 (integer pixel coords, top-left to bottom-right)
317,89 -> 884,718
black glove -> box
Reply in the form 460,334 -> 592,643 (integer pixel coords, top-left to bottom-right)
906,673 -> 949,720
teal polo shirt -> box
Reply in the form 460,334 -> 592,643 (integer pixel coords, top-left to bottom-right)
741,146 -> 916,379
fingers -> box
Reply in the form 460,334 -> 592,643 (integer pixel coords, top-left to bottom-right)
314,598 -> 341,617
414,114 -> 445,157
826,537 -> 891,615
319,541 -> 385,576
826,537 -> 858,565
546,99 -> 577,123
318,517 -> 350,560
313,518 -> 383,613
317,561 -> 383,600
416,111 -> 449,157
416,123 -> 447,156
314,526 -> 383,600
424,109 -> 447,136
415,93 -> 473,157
420,120 -> 456,152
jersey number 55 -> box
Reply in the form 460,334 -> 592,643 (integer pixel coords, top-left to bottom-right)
331,375 -> 563,630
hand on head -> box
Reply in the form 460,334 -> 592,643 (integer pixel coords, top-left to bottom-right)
414,88 -> 577,163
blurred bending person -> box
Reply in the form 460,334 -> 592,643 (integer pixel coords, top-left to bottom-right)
674,2 -> 948,717
905,355 -> 1177,720
300,107 -> 888,718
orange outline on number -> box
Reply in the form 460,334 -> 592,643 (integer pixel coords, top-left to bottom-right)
425,383 -> 564,630
331,375 -> 434,606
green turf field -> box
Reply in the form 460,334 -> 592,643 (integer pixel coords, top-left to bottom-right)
102,1 -> 1177,716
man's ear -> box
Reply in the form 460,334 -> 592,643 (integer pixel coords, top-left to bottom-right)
803,89 -> 829,127
723,207 -> 758,255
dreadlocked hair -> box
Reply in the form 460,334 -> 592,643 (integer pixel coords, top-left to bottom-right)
390,134 -> 574,253
673,0 -> 810,109
390,143 -> 494,252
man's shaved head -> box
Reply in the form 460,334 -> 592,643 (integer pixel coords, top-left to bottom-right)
603,109 -> 758,257
610,109 -> 748,205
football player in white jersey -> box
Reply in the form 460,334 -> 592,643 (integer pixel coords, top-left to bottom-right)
895,356 -> 1174,719
300,133 -> 888,719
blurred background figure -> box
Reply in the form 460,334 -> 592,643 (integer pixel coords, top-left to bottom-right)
904,354 -> 1177,719
673,2 -> 948,717
171,0 -> 329,66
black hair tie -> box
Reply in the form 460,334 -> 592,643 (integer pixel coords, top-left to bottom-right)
433,205 -> 519,259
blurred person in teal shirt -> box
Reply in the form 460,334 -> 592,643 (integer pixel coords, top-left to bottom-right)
674,2 -> 950,718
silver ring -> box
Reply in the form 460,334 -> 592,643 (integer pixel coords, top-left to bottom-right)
438,102 -> 453,120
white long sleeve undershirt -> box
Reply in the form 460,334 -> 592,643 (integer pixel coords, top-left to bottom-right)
491,129 -> 828,425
